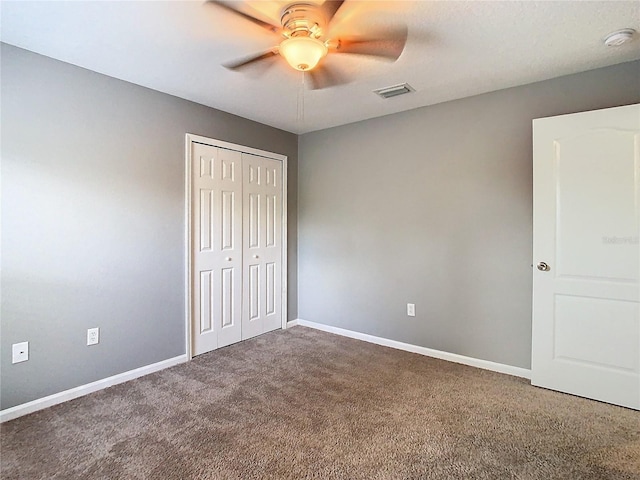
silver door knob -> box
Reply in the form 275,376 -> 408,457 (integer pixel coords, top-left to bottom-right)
253,255 -> 259,259
226,257 -> 232,261
537,262 -> 550,271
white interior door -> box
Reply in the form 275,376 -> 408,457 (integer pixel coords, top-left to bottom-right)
242,153 -> 283,340
532,104 -> 640,410
191,143 -> 243,355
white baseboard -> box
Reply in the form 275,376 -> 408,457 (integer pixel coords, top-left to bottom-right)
294,319 -> 531,380
3,322 -> 529,423
0,354 -> 188,423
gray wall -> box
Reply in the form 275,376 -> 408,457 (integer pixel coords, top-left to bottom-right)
298,60 -> 640,370
1,44 -> 298,409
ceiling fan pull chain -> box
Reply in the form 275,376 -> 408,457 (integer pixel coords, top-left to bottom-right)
297,71 -> 306,131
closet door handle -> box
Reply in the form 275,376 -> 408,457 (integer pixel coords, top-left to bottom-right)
253,255 -> 259,259
537,261 -> 550,271
225,257 -> 232,261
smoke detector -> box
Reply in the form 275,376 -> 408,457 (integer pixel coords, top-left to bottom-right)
603,29 -> 636,47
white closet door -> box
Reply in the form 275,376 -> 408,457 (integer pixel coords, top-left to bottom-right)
242,153 -> 283,340
191,144 -> 243,355
531,104 -> 640,409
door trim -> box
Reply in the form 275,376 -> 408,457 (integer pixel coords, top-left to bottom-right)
184,133 -> 288,360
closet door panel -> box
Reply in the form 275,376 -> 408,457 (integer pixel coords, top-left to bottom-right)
192,144 -> 243,355
242,154 -> 282,339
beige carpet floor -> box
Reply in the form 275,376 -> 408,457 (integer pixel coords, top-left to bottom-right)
1,326 -> 639,479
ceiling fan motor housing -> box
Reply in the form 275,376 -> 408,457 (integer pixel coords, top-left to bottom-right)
281,3 -> 325,39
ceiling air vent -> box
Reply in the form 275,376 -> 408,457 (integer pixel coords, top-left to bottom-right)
373,83 -> 414,99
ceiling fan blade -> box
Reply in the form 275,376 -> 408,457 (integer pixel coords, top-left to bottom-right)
307,64 -> 349,90
224,50 -> 279,71
333,26 -> 408,61
205,1 -> 280,34
321,0 -> 346,26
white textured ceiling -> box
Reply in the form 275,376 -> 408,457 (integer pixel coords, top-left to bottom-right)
1,1 -> 639,134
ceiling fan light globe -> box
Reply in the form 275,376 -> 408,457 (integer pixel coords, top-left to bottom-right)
280,37 -> 327,71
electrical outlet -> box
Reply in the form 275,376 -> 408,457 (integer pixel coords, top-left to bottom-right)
407,303 -> 416,317
12,342 -> 29,364
87,327 -> 100,346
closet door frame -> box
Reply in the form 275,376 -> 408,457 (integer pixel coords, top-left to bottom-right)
184,133 -> 288,360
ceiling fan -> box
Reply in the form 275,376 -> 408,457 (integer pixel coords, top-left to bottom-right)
206,0 -> 408,89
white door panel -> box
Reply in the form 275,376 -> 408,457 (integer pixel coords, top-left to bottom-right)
242,154 -> 282,340
555,130 -> 638,282
192,144 -> 243,355
532,104 -> 640,410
